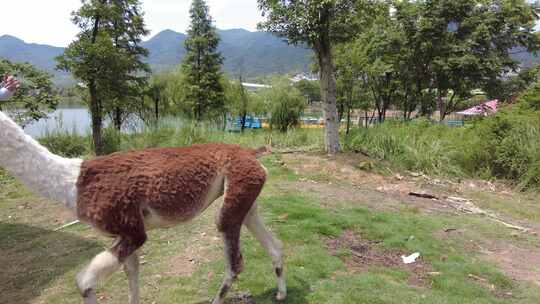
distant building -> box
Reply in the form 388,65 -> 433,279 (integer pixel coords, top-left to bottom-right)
290,73 -> 318,83
241,82 -> 272,91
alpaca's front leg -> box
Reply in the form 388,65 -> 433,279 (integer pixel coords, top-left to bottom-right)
123,254 -> 140,304
76,250 -> 122,304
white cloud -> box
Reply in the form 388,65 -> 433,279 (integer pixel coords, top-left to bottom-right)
0,0 -> 264,47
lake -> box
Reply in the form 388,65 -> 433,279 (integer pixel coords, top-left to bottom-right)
24,107 -> 92,138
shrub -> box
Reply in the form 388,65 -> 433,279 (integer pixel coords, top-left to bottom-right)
39,130 -> 90,157
517,78 -> 540,111
344,107 -> 540,190
102,127 -> 123,154
257,79 -> 306,132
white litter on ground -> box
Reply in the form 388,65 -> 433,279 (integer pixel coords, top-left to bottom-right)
401,252 -> 420,264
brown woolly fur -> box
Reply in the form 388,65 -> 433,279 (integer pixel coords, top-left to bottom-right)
76,143 -> 267,260
73,143 -> 286,303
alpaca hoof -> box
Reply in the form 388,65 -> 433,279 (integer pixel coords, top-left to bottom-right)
276,291 -> 287,301
82,289 -> 98,304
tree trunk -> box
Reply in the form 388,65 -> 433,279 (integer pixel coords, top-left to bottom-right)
240,111 -> 247,132
346,91 -> 352,135
437,91 -> 445,122
89,9 -> 104,155
89,84 -> 103,155
316,25 -> 340,153
346,106 -> 352,135
154,96 -> 159,123
337,102 -> 344,122
113,106 -> 122,131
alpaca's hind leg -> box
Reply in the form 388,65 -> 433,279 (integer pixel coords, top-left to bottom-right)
212,226 -> 244,304
123,253 -> 140,304
244,204 -> 286,300
212,161 -> 266,303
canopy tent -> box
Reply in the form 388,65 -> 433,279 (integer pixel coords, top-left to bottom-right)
456,100 -> 498,116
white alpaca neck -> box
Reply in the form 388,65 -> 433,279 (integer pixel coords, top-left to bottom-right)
0,111 -> 82,212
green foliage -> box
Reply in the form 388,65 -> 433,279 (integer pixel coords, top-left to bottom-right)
516,75 -> 540,111
38,130 -> 90,158
337,0 -> 540,121
344,107 -> 540,190
257,0 -> 363,47
56,0 -> 150,154
102,127 -> 123,155
181,0 -> 225,121
256,79 -> 306,132
471,109 -> 540,188
0,59 -> 58,126
293,79 -> 321,103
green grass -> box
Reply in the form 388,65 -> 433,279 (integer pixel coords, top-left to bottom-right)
39,119 -> 324,158
344,111 -> 540,191
2,155 -> 540,303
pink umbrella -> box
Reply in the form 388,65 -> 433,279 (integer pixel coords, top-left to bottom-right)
456,100 -> 498,116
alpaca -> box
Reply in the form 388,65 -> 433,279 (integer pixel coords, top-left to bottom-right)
0,110 -> 286,304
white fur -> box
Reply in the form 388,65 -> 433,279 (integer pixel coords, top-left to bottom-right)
0,111 -> 82,212
244,205 -> 287,300
76,250 -> 121,293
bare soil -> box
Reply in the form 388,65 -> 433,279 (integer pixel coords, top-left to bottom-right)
283,153 -> 540,289
324,230 -> 432,287
483,241 -> 540,286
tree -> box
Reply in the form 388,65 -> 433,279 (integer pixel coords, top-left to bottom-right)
294,79 -> 321,105
0,59 -> 58,126
394,0 -> 540,120
257,78 -> 305,132
258,0 -> 364,153
181,0 -> 224,121
57,0 -> 149,155
336,0 -> 540,122
224,77 -> 251,132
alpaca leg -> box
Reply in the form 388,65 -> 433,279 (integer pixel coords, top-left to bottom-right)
212,227 -> 244,304
77,229 -> 146,304
244,204 -> 287,301
76,250 -> 122,304
123,253 -> 140,304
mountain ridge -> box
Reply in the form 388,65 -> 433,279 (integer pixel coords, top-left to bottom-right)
0,29 -> 312,86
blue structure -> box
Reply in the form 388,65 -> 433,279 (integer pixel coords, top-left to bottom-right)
228,115 -> 262,132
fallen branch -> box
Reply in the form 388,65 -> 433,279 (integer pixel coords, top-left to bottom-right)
409,192 -> 439,200
445,197 -> 530,233
273,148 -> 314,154
54,220 -> 81,231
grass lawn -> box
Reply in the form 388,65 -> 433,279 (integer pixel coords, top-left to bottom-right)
1,153 -> 540,303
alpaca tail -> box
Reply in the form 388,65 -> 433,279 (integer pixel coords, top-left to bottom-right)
254,145 -> 272,158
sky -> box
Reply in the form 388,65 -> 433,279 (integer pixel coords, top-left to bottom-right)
0,0 -> 264,47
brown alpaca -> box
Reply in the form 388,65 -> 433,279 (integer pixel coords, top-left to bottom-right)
74,143 -> 286,304
0,108 -> 285,304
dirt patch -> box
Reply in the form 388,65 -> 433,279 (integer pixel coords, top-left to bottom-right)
281,153 -> 457,214
483,241 -> 540,286
165,231 -> 221,277
282,153 -> 386,187
324,230 -> 432,287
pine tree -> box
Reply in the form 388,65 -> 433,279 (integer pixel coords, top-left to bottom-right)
181,0 -> 224,121
56,0 -> 149,155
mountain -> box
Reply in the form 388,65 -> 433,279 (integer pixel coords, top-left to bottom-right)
141,29 -> 187,71
142,28 -> 311,76
0,29 -> 312,86
0,35 -> 71,84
